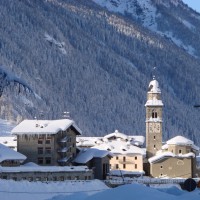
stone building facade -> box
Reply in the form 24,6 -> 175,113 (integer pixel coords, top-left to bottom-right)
149,157 -> 193,178
12,119 -> 81,166
145,78 -> 163,159
145,78 -> 199,178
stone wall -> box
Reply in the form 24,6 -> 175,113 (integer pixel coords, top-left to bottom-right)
150,157 -> 192,178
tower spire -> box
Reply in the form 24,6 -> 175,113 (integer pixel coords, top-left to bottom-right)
145,78 -> 163,159
152,66 -> 156,80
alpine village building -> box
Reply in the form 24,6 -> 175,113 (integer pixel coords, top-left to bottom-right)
145,78 -> 199,178
0,78 -> 199,181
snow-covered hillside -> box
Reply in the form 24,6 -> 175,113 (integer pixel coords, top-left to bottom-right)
1,0 -> 200,145
0,180 -> 199,200
92,0 -> 200,57
0,119 -> 15,136
93,0 -> 158,29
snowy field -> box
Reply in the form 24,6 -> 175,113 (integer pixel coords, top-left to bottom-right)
0,179 -> 200,200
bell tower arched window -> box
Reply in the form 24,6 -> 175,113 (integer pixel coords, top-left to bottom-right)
152,110 -> 157,118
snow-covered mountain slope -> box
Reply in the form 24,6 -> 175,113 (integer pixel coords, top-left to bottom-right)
92,0 -> 200,58
0,119 -> 15,136
0,0 -> 200,145
93,0 -> 158,29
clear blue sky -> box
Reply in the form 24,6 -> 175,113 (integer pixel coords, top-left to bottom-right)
183,0 -> 200,13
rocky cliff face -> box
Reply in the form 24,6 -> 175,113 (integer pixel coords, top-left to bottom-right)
0,0 -> 200,144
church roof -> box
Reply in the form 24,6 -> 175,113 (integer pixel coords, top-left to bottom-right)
148,79 -> 161,93
166,136 -> 194,146
148,151 -> 195,163
164,136 -> 199,151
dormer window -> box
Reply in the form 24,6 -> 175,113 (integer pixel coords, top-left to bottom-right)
152,110 -> 157,118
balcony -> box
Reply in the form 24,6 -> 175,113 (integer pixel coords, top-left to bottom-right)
57,146 -> 71,153
59,136 -> 68,143
58,156 -> 71,163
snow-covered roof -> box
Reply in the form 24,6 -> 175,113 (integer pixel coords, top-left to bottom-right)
129,136 -> 145,146
0,143 -> 26,163
161,144 -> 168,150
74,148 -> 113,164
148,79 -> 161,93
104,130 -> 128,141
148,151 -> 195,163
92,140 -> 146,156
0,136 -> 17,149
76,133 -> 145,148
166,136 -> 194,146
145,98 -> 163,107
0,163 -> 90,173
11,119 -> 82,135
162,136 -> 199,151
76,137 -> 103,147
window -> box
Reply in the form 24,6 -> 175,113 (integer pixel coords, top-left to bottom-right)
123,157 -> 126,162
45,157 -> 51,164
45,140 -> 51,144
60,176 -> 64,181
116,164 -> 119,169
53,177 -> 57,181
160,165 -> 163,169
135,156 -> 137,160
152,110 -> 158,118
2,176 -> 7,179
38,147 -> 43,154
116,156 -> 119,160
154,145 -> 156,149
47,136 -> 51,140
45,147 -> 51,154
38,157 -> 43,164
38,140 -> 43,144
160,174 -> 163,176
179,150 -> 182,154
123,164 -> 126,169
135,164 -> 137,169
154,136 -> 156,140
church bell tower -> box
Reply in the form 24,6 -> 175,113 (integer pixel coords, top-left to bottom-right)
145,78 -> 163,158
